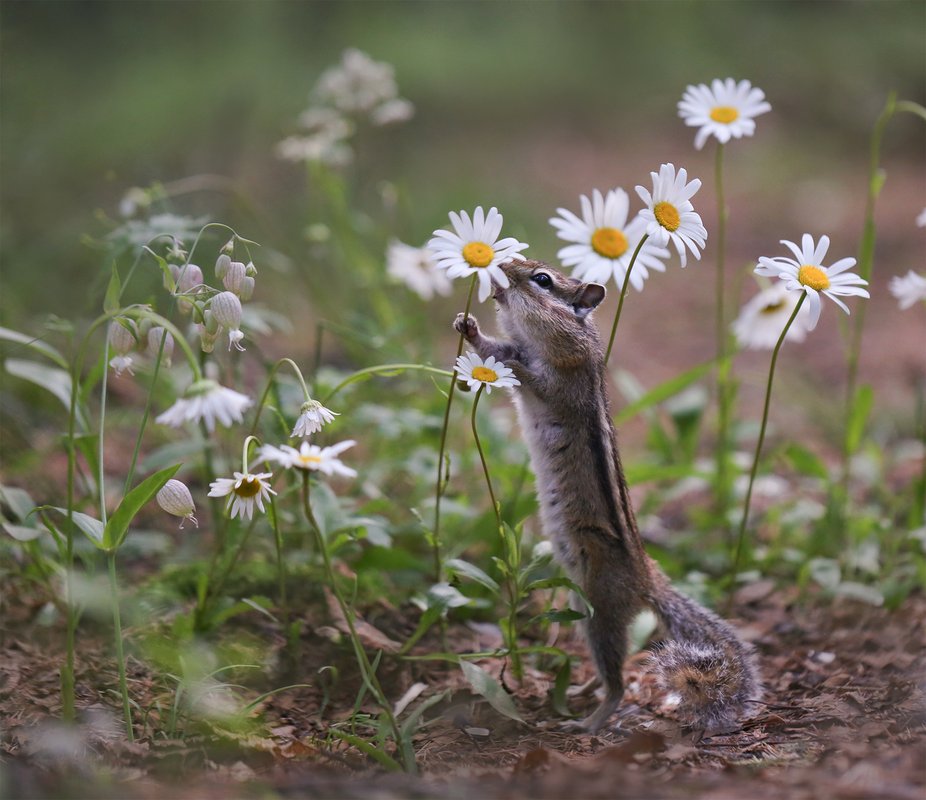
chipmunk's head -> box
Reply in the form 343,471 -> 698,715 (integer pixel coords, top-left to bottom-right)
493,259 -> 605,366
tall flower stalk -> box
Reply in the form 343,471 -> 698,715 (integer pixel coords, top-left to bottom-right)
604,235 -> 649,364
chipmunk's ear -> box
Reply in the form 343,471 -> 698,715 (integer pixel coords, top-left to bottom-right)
574,283 -> 606,318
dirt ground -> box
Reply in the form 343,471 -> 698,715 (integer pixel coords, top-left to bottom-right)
2,581 -> 924,800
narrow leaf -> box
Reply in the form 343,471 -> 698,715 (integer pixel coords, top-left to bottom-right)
846,384 -> 874,455
782,443 -> 829,480
525,576 -> 594,618
445,558 -> 500,592
104,464 -> 181,550
0,326 -> 68,369
103,262 -> 122,314
49,507 -> 105,547
615,359 -> 715,425
5,358 -> 74,412
3,523 -> 43,542
459,661 -> 524,723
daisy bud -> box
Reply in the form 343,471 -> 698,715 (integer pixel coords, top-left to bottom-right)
222,260 -> 247,295
215,253 -> 231,280
147,326 -> 175,367
210,291 -> 245,352
156,479 -> 198,529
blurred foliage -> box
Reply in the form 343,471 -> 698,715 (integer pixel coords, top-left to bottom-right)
2,0 -> 924,325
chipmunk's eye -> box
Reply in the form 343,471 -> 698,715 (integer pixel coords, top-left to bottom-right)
530,272 -> 552,289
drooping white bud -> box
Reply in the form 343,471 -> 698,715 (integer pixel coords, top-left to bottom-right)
222,260 -> 247,295
239,276 -> 255,301
156,479 -> 198,528
108,320 -> 136,355
245,261 -> 258,277
215,253 -> 231,280
147,326 -> 175,367
177,264 -> 204,293
291,399 -> 339,437
210,291 -> 245,352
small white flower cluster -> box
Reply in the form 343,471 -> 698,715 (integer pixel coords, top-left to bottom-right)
278,48 -> 413,167
107,318 -> 175,378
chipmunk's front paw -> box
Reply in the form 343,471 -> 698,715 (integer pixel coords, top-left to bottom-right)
453,312 -> 479,340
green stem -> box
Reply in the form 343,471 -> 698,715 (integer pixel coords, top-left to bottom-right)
470,386 -> 523,681
108,551 -> 134,742
714,141 -> 733,537
300,474 -> 414,774
269,493 -> 288,634
604,234 -> 648,364
321,363 -> 454,405
431,274 -> 478,583
728,293 -> 806,601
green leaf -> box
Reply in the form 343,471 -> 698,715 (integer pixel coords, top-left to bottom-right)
615,359 -> 715,426
525,576 -> 594,618
530,608 -> 585,624
551,658 -> 573,717
103,261 -> 122,314
846,384 -> 874,456
5,358 -> 74,413
104,464 -> 181,551
327,729 -> 403,772
459,661 -> 524,723
48,507 -> 105,547
783,443 -> 829,480
0,485 -> 37,522
3,523 -> 44,542
0,326 -> 68,369
446,558 -> 500,593
399,689 -> 451,739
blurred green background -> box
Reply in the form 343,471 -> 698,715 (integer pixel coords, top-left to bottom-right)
2,0 -> 923,328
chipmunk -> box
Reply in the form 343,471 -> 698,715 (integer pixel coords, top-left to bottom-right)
453,258 -> 761,734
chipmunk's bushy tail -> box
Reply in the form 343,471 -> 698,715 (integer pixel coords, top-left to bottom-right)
646,566 -> 762,733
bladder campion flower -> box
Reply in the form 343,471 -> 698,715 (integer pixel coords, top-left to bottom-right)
156,379 -> 252,432
678,78 -> 771,150
429,207 -> 529,303
259,440 -> 357,477
146,326 -> 174,367
635,164 -> 707,267
731,284 -> 812,350
889,271 -> 926,310
386,240 -> 453,300
549,188 -> 670,290
755,234 -> 869,329
108,320 -> 137,377
210,291 -> 246,352
156,479 -> 198,528
208,471 -> 276,521
292,399 -> 339,438
455,352 -> 520,394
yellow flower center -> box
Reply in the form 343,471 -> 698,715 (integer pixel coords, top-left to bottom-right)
653,201 -> 681,232
591,227 -> 629,259
798,265 -> 830,291
472,366 -> 498,383
710,106 -> 740,124
462,241 -> 495,268
235,477 -> 263,498
760,300 -> 786,315
296,454 -> 323,467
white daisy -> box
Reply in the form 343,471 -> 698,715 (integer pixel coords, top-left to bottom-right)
889,271 -> 926,310
635,164 -> 708,267
755,234 -> 869,330
428,207 -> 530,303
292,399 -> 339,438
678,78 -> 772,150
731,284 -> 813,350
454,352 -> 520,394
386,240 -> 453,300
208,471 -> 276,521
156,379 -> 253,433
259,440 -> 357,478
549,188 -> 671,291
156,479 -> 198,529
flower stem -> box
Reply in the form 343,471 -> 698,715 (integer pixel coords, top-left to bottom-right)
107,550 -> 134,742
728,293 -> 806,602
432,274 -> 478,582
604,234 -> 648,364
713,141 -> 734,538
321,363 -> 454,405
470,386 -> 523,681
300,474 -> 414,773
